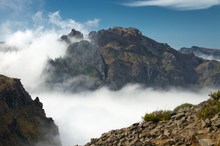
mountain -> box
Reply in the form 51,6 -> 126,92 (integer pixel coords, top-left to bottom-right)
0,75 -> 61,146
180,46 -> 220,61
85,92 -> 220,145
43,27 -> 220,91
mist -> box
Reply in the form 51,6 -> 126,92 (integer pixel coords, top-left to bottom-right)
193,52 -> 220,61
0,8 -> 217,146
31,86 -> 212,145
0,11 -> 98,91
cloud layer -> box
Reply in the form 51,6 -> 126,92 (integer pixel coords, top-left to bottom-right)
35,86 -> 212,145
125,0 -> 220,10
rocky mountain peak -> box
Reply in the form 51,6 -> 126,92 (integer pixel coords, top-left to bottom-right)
61,28 -> 83,43
111,27 -> 142,38
43,27 -> 220,92
69,29 -> 83,39
89,27 -> 151,47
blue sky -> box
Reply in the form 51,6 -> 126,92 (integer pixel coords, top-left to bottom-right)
0,0 -> 220,49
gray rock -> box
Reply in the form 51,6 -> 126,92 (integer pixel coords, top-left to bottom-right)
175,112 -> 185,120
164,129 -> 170,136
201,119 -> 211,128
211,114 -> 219,122
212,119 -> 220,128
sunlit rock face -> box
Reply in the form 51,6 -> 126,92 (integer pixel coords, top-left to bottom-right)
0,75 -> 62,146
43,27 -> 220,92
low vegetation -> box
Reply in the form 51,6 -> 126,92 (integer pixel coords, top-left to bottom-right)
209,90 -> 220,101
143,90 -> 220,122
173,103 -> 194,112
197,90 -> 220,119
143,110 -> 172,123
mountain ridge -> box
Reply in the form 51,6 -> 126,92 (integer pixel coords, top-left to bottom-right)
43,27 -> 220,92
180,46 -> 220,61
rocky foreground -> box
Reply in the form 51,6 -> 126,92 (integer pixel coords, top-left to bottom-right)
0,75 -> 61,146
86,94 -> 220,146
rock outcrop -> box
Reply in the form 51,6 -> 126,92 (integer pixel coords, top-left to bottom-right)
180,46 -> 220,61
0,75 -> 62,146
85,94 -> 220,146
43,27 -> 220,91
60,29 -> 83,43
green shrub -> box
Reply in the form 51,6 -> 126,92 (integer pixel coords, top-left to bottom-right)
197,98 -> 220,119
174,103 -> 194,112
143,110 -> 172,123
209,90 -> 220,101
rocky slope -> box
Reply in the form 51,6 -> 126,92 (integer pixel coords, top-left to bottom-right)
180,46 -> 220,61
0,75 -> 61,146
85,93 -> 220,146
43,27 -> 220,91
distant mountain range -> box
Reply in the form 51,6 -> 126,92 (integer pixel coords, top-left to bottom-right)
43,27 -> 220,91
180,46 -> 220,61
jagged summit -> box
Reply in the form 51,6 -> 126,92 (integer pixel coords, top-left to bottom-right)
43,27 -> 220,92
89,27 -> 161,47
61,28 -> 83,43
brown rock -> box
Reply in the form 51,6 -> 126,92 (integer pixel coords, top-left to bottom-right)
198,139 -> 213,146
212,119 -> 220,128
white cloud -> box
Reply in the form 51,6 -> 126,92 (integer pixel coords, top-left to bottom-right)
0,29 -> 67,91
86,19 -> 100,27
32,11 -> 45,26
0,0 -> 44,17
0,11 -> 100,91
125,0 -> 220,10
0,0 -> 29,12
48,11 -> 88,34
48,11 -> 100,35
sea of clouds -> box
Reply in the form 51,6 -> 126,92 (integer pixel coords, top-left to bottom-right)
0,2 -> 217,145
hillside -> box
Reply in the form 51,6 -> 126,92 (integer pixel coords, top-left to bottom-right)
43,27 -> 220,92
85,91 -> 220,146
0,75 -> 61,146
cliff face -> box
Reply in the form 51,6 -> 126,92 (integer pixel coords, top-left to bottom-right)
0,75 -> 61,146
43,27 -> 220,91
85,94 -> 220,146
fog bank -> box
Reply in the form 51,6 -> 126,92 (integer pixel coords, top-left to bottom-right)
33,86 -> 212,145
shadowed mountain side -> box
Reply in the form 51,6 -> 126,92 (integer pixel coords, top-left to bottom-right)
43,27 -> 220,91
0,75 -> 62,146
